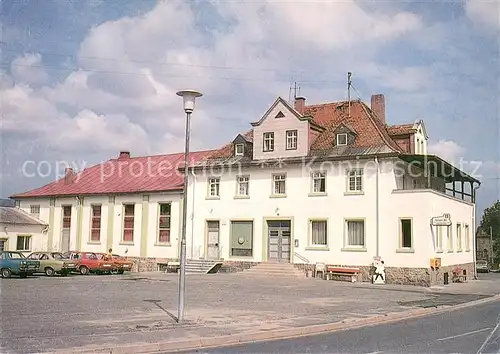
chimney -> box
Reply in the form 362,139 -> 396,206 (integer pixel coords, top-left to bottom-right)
64,168 -> 75,184
294,96 -> 306,115
371,94 -> 386,124
119,151 -> 130,159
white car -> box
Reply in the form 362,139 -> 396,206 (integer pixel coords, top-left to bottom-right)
476,260 -> 490,273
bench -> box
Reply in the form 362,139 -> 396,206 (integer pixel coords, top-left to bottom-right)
326,266 -> 360,283
165,261 -> 180,273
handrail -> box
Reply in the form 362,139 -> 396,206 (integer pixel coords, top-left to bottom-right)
294,252 -> 310,264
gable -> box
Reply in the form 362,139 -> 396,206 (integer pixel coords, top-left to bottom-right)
251,97 -> 312,127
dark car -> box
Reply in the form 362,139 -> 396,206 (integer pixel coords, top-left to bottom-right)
0,251 -> 40,278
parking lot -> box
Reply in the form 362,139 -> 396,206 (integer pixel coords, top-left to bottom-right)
2,271 -> 499,354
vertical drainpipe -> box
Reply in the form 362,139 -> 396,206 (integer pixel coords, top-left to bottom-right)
375,157 -> 380,257
472,182 -> 481,279
190,169 -> 197,259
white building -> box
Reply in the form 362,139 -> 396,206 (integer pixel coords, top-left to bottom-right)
0,206 -> 48,254
11,93 -> 480,285
182,95 -> 479,286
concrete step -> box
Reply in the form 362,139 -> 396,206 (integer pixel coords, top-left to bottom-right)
242,262 -> 306,278
185,259 -> 223,274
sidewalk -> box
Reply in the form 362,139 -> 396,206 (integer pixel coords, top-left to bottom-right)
4,271 -> 498,354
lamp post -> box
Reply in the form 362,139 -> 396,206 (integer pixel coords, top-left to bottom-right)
176,89 -> 202,324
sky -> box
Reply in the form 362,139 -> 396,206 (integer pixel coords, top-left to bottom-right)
0,0 -> 499,218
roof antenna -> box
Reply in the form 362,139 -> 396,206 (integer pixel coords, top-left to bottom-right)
347,72 -> 352,118
289,81 -> 300,103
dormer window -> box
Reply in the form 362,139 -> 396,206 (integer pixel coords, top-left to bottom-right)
235,143 -> 244,156
336,133 -> 348,146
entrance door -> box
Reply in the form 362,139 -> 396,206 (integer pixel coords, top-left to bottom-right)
61,206 -> 71,252
267,220 -> 291,263
206,221 -> 220,260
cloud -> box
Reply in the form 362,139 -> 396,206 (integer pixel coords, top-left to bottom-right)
464,0 -> 500,30
428,140 -> 466,165
10,53 -> 49,85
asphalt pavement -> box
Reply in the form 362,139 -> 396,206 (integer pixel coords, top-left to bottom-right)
194,298 -> 500,354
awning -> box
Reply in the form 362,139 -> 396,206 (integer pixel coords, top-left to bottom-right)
398,154 -> 480,184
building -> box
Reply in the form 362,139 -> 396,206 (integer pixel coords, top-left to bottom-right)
476,228 -> 493,263
0,206 -> 48,253
10,151 -> 214,271
11,93 -> 480,285
181,95 -> 480,286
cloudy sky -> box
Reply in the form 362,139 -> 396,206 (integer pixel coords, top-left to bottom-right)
1,0 -> 499,216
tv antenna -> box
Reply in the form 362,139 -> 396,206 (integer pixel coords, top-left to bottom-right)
289,81 -> 301,103
347,72 -> 352,118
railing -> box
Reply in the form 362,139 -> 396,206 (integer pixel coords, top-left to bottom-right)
294,252 -> 310,264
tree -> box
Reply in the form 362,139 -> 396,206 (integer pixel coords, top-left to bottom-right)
479,200 -> 500,265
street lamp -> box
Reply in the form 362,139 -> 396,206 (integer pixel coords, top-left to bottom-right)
176,89 -> 202,323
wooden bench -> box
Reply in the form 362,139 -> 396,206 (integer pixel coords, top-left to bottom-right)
326,266 -> 360,283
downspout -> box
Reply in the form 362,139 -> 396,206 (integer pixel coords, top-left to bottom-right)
374,157 -> 380,257
190,169 -> 197,259
472,182 -> 481,280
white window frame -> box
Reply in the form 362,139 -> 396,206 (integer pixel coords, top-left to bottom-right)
456,223 -> 462,251
346,168 -> 363,192
208,177 -> 220,197
399,218 -> 413,250
272,173 -> 286,195
263,132 -> 274,152
236,175 -> 249,197
235,143 -> 244,156
464,224 -> 470,251
436,225 -> 443,252
310,220 -> 328,247
16,235 -> 31,251
446,225 -> 453,252
30,205 -> 40,217
311,172 -> 326,194
344,219 -> 365,249
286,130 -> 297,150
336,133 -> 348,146
15,200 -> 20,208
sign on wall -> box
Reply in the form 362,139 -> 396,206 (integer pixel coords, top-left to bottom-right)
430,213 -> 451,226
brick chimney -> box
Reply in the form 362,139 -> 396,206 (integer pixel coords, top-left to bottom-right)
64,168 -> 75,184
371,94 -> 386,124
119,151 -> 130,159
294,96 -> 306,115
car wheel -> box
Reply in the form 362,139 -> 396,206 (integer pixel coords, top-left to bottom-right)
79,266 -> 89,275
1,268 -> 12,278
118,269 -> 124,274
111,268 -> 119,275
45,267 -> 55,277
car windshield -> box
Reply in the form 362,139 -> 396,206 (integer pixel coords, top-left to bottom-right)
51,253 -> 67,260
10,252 -> 25,259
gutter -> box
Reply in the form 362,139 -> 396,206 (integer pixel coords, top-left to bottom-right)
472,182 -> 481,279
374,157 -> 380,257
190,169 -> 197,259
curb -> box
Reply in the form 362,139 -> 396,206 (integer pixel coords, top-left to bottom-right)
44,294 -> 500,354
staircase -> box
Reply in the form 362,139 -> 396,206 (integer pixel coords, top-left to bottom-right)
241,262 -> 307,278
186,259 -> 223,274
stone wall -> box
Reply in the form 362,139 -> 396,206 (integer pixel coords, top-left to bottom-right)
220,260 -> 259,273
429,262 -> 475,286
128,257 -> 170,272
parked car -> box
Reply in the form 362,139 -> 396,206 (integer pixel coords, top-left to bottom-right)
0,251 -> 40,278
27,251 -> 77,276
95,253 -> 133,274
62,251 -> 115,275
476,260 -> 490,273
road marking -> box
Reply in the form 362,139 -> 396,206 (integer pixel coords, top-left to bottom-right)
365,351 -> 384,354
476,317 -> 500,354
436,327 -> 492,341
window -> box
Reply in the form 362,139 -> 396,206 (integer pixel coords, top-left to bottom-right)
400,219 -> 412,248
347,169 -> 363,192
416,138 -> 420,153
311,172 -> 326,193
123,204 -> 135,242
16,235 -> 31,251
456,223 -> 462,251
311,220 -> 327,246
286,130 -> 297,150
436,226 -> 443,251
208,177 -> 220,197
446,225 -> 453,251
336,133 -> 348,146
90,205 -> 101,242
236,176 -> 249,196
158,203 -> 171,243
346,220 -> 365,247
62,206 -> 72,228
30,205 -> 40,218
230,221 -> 253,257
0,239 -> 6,252
275,111 -> 285,118
14,200 -> 20,207
464,224 -> 470,251
235,143 -> 244,156
263,132 -> 274,152
272,173 -> 286,195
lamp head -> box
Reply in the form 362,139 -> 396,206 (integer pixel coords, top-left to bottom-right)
176,89 -> 203,114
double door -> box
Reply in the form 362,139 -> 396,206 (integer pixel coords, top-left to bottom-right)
267,220 -> 291,263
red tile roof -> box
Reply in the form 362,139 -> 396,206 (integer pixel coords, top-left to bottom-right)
11,150 -> 215,198
387,123 -> 415,136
